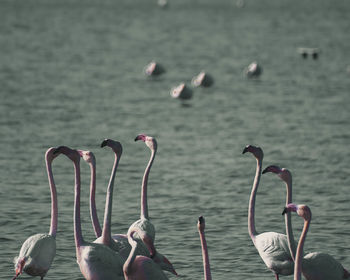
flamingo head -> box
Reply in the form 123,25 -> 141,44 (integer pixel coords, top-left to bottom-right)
45,147 -> 60,162
197,216 -> 206,232
242,145 -> 263,160
13,257 -> 26,279
283,203 -> 312,221
262,165 -> 292,183
54,146 -> 80,162
77,150 -> 96,165
135,134 -> 157,152
153,252 -> 178,276
101,139 -> 123,158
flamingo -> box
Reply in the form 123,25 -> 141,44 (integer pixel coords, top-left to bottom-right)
266,165 -> 350,280
283,203 -> 350,280
262,165 -> 297,260
128,134 -> 156,242
127,134 -> 177,275
54,146 -> 124,280
144,61 -> 165,76
81,140 -> 133,259
244,61 -> 263,78
243,145 -> 294,279
12,147 -> 59,280
197,216 -> 212,280
123,227 -> 169,280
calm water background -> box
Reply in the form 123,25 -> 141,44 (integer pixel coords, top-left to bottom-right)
1,0 -> 350,279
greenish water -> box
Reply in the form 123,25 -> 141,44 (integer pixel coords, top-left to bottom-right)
1,0 -> 349,279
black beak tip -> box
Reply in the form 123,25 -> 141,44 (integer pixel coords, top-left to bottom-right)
53,146 -> 64,155
282,208 -> 288,215
198,216 -> 204,224
101,140 -> 107,148
262,168 -> 268,174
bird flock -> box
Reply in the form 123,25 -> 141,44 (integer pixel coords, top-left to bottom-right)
11,139 -> 349,280
144,60 -> 260,102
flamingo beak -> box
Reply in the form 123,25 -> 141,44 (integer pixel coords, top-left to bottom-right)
135,134 -> 147,142
101,139 -> 108,148
242,147 -> 249,154
262,165 -> 282,174
164,257 -> 178,276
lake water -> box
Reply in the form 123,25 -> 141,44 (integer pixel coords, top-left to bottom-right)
1,0 -> 349,279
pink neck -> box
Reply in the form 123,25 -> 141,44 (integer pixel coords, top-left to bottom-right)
199,230 -> 212,280
295,219 -> 310,280
248,157 -> 261,240
46,157 -> 58,237
89,161 -> 102,238
73,159 -> 84,252
141,148 -> 155,220
101,153 -> 120,245
124,233 -> 138,278
284,177 -> 296,261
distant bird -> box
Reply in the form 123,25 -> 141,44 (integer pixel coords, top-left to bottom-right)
297,48 -> 320,60
243,145 -> 294,280
283,204 -> 350,280
244,61 -> 262,78
128,134 -> 177,276
170,83 -> 193,100
157,0 -> 168,8
123,227 -> 169,280
236,0 -> 245,8
191,71 -> 214,87
197,216 -> 212,280
55,146 -> 124,280
12,147 -> 59,280
144,61 -> 165,76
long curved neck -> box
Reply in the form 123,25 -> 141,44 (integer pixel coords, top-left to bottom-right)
141,148 -> 155,220
295,219 -> 310,280
284,177 -> 297,260
199,230 -> 212,280
46,158 -> 58,237
89,161 -> 102,238
73,159 -> 84,253
248,157 -> 262,240
124,238 -> 137,278
101,153 -> 120,245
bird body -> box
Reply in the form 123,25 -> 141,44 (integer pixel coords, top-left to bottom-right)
128,218 -> 156,244
15,234 -> 56,278
77,243 -> 124,280
124,255 -> 168,280
123,229 -> 168,280
302,252 -> 348,280
254,232 -> 293,276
